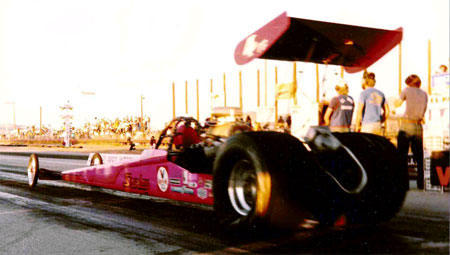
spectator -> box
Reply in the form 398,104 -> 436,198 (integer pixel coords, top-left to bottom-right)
276,116 -> 284,131
324,79 -> 354,132
437,64 -> 448,74
127,137 -> 136,151
150,135 -> 157,148
361,70 -> 370,90
245,115 -> 253,128
286,115 -> 292,131
355,72 -> 389,135
394,74 -> 428,190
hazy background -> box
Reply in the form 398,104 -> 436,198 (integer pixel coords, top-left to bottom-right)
0,0 -> 448,130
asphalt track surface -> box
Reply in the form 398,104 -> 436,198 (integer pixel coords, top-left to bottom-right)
0,151 -> 448,254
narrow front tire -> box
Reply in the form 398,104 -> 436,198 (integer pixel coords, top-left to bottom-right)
27,154 -> 39,188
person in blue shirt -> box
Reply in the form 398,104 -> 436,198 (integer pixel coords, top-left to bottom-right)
355,72 -> 389,135
324,79 -> 354,132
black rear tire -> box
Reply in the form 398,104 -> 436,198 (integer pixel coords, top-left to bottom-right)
332,132 -> 408,224
213,131 -> 321,231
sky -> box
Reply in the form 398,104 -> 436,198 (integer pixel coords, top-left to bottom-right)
0,0 -> 448,130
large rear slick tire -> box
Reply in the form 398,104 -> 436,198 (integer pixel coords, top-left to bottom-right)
332,132 -> 408,224
212,131 -> 317,231
27,154 -> 39,188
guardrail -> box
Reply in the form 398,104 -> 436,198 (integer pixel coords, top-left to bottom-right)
0,137 -> 153,147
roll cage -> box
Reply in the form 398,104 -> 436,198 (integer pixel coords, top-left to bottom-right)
155,116 -> 204,152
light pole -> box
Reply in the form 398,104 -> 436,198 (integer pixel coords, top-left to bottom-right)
5,102 -> 16,130
40,106 -> 42,133
140,95 -> 145,132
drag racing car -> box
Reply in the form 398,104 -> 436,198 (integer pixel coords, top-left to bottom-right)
27,116 -> 408,231
25,13 -> 407,231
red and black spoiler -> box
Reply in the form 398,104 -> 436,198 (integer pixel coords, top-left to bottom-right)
234,12 -> 402,73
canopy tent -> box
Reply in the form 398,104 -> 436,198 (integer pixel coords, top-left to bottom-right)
234,12 -> 402,73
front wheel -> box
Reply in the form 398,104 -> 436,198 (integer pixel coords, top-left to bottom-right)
90,153 -> 103,166
27,154 -> 39,188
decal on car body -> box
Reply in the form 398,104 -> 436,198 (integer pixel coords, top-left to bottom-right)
171,186 -> 194,195
205,180 -> 212,189
157,167 -> 169,192
169,178 -> 181,185
197,188 -> 207,199
123,173 -> 149,190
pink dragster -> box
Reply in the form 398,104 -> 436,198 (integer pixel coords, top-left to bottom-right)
29,117 -> 217,205
26,13 -> 407,231
27,116 -> 407,231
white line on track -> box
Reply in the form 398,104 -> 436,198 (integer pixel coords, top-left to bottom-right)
0,155 -> 86,167
0,209 -> 32,215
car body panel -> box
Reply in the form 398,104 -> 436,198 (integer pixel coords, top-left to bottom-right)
86,149 -> 159,166
63,149 -> 214,205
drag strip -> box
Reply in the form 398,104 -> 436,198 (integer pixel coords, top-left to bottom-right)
0,153 -> 448,254
0,190 -> 223,253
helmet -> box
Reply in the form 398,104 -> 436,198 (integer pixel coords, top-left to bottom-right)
173,123 -> 200,149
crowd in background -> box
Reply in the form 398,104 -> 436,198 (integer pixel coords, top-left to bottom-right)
2,116 -> 153,140
76,116 -> 152,139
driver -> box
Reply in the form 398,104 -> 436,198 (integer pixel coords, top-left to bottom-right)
173,121 -> 201,149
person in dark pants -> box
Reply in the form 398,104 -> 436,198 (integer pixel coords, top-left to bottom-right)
395,74 -> 428,189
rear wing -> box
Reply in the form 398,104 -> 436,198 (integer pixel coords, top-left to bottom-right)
234,12 -> 402,73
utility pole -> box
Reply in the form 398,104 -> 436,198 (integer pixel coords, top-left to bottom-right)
210,79 -> 213,118
316,64 -> 320,103
223,73 -> 227,107
275,66 -> 278,124
40,106 -> 42,133
399,43 -> 402,95
196,79 -> 199,120
239,71 -> 243,111
427,40 -> 432,94
257,69 -> 260,107
293,62 -> 297,105
184,81 -> 188,115
172,82 -> 176,119
264,60 -> 267,107
140,95 -> 144,131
